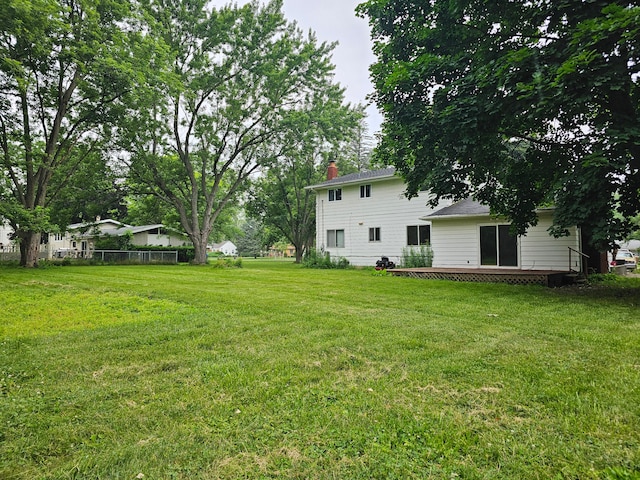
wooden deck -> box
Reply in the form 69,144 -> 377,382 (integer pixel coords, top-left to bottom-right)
388,267 -> 572,287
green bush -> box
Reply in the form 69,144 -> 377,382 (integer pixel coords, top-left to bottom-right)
302,249 -> 350,269
209,257 -> 242,268
401,244 -> 433,268
94,232 -> 133,250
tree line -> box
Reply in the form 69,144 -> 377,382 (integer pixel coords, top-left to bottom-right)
1,0 -> 372,267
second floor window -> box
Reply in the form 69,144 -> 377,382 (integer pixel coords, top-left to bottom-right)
360,184 -> 371,198
328,188 -> 342,201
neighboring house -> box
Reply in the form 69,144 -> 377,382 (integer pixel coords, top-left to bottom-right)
96,223 -> 188,248
305,162 -> 452,267
210,241 -> 237,256
0,220 -> 16,251
425,198 -> 583,272
268,244 -> 296,258
50,219 -> 126,256
51,219 -> 189,257
0,218 -> 190,259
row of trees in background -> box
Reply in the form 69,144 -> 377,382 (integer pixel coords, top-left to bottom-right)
0,0 -> 373,267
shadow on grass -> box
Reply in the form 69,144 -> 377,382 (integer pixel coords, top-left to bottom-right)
552,274 -> 640,302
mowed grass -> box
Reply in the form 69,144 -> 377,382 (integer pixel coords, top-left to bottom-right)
1,260 -> 639,479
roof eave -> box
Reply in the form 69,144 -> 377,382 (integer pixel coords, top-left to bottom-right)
424,207 -> 557,222
306,173 -> 400,191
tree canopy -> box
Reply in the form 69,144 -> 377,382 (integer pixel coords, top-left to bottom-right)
125,0 -> 347,264
0,0 -> 145,266
357,0 -> 640,249
246,94 -> 361,263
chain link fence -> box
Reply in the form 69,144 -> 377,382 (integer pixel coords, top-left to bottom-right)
91,250 -> 178,264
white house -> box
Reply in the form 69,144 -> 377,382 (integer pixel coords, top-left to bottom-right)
306,163 -> 600,274
0,218 -> 190,259
425,197 -> 583,271
44,219 -> 188,258
209,241 -> 237,256
305,162 -> 452,266
0,220 -> 14,248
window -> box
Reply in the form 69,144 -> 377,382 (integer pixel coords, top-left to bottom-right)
369,227 -> 381,242
328,188 -> 342,201
480,225 -> 518,267
327,229 -> 345,248
360,184 -> 371,198
53,233 -> 64,241
407,225 -> 431,245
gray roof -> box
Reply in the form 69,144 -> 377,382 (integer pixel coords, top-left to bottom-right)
426,198 -> 491,219
427,197 -> 557,219
68,219 -> 127,230
306,167 -> 397,189
102,224 -> 165,236
70,220 -> 185,238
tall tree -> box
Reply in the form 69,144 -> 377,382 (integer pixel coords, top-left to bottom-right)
47,149 -> 127,227
0,0 -> 144,266
246,88 -> 359,263
347,108 -> 375,172
235,218 -> 266,258
358,0 -> 640,249
126,0 -> 343,264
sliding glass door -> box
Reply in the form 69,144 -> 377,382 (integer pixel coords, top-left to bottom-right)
480,225 -> 518,267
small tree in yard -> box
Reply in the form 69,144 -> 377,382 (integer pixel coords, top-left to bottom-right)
246,87 -> 361,263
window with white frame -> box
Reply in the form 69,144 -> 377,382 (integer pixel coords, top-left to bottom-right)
328,188 -> 342,201
369,227 -> 381,242
360,184 -> 371,198
327,229 -> 345,248
407,225 -> 430,245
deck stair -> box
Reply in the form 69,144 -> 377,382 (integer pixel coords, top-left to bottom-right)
563,272 -> 588,285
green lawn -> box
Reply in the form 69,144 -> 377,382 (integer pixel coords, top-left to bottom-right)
1,260 -> 639,479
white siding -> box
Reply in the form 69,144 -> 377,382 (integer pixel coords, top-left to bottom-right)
519,213 -> 581,270
132,233 -> 187,247
431,218 -> 480,268
315,178 -> 451,266
431,212 -> 580,271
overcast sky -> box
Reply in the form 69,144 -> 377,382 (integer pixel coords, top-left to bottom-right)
209,0 -> 382,134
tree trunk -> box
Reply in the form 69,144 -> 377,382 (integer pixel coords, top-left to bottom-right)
190,236 -> 209,265
19,231 -> 41,267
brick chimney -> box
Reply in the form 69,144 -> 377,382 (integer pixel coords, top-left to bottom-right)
327,160 -> 338,181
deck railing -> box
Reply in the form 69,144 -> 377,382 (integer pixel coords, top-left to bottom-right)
568,247 -> 590,275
